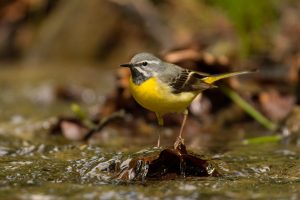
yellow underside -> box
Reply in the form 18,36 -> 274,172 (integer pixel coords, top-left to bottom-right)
129,77 -> 199,116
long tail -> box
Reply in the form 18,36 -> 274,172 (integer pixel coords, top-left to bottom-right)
201,69 -> 256,84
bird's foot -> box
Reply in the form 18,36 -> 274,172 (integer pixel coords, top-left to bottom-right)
174,137 -> 187,154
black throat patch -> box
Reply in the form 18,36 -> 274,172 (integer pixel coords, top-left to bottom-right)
130,67 -> 151,85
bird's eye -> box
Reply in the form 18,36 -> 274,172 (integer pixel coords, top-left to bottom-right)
142,62 -> 148,66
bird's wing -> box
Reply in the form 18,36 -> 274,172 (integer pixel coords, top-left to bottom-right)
167,68 -> 215,94
160,63 -> 255,94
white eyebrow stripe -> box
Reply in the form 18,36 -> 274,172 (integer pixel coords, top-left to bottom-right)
147,60 -> 160,64
138,60 -> 160,65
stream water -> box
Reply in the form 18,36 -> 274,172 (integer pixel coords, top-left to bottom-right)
0,64 -> 299,199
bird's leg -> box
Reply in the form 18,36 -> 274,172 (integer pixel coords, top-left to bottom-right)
174,109 -> 188,150
156,113 -> 164,148
179,109 -> 188,139
157,131 -> 161,148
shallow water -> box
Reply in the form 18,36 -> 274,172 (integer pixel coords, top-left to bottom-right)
1,135 -> 299,199
0,64 -> 300,199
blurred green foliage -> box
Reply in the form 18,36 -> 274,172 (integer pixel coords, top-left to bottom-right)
243,135 -> 282,145
204,0 -> 279,58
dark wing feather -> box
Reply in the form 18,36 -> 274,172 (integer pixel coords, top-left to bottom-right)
169,69 -> 215,94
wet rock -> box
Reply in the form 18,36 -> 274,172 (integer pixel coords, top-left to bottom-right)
49,110 -> 125,141
60,120 -> 89,141
116,139 -> 220,181
49,118 -> 89,141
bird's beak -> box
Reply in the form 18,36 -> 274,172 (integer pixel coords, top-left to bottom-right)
120,63 -> 133,68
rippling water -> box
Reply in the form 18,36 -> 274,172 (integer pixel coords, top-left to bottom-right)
0,64 -> 300,199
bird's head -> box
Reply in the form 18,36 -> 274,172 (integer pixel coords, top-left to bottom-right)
120,53 -> 164,85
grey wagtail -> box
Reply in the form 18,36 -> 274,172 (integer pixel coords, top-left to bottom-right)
121,52 -> 252,147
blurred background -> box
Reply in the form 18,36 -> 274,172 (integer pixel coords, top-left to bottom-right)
1,0 -> 299,64
2,1 -> 300,198
1,0 -> 300,148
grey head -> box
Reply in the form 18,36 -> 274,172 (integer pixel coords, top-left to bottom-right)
120,52 -> 166,85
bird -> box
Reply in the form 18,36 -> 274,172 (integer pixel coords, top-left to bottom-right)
120,52 -> 252,147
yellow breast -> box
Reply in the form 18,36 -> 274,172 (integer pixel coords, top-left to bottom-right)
129,77 -> 198,115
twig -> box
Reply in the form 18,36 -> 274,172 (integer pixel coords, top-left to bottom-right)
221,86 -> 277,131
84,110 -> 126,141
